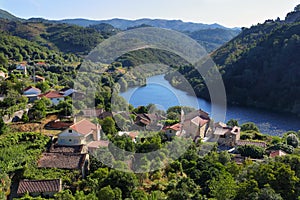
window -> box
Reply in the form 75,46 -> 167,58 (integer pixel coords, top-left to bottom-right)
69,139 -> 72,142
69,129 -> 72,133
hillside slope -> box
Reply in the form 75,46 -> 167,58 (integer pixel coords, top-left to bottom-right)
166,5 -> 300,116
0,19 -> 104,55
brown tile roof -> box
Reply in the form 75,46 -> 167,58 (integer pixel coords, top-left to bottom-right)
39,91 -> 64,98
38,153 -> 87,169
87,140 -> 109,149
70,119 -> 98,135
17,179 -> 62,195
49,145 -> 84,154
237,140 -> 267,148
82,108 -> 104,117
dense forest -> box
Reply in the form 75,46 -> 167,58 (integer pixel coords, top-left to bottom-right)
166,5 -> 300,116
0,19 -> 104,55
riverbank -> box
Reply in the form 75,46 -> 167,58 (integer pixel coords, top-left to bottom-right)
120,74 -> 300,136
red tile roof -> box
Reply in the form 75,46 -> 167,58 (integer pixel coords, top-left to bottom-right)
270,150 -> 287,158
70,119 -> 98,135
163,123 -> 182,131
17,179 -> 62,195
39,91 -> 64,98
128,132 -> 139,139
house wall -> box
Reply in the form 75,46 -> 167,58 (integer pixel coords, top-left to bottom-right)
58,129 -> 86,146
217,133 -> 238,147
58,135 -> 85,146
50,97 -> 64,105
183,121 -> 199,138
166,129 -> 177,139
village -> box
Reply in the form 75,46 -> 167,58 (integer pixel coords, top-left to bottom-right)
0,64 -> 289,198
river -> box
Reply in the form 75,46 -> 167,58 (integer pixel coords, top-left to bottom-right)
120,75 -> 300,136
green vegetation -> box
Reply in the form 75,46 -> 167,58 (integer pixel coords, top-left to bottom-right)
0,19 -> 104,55
0,6 -> 300,200
165,5 -> 300,116
186,28 -> 240,52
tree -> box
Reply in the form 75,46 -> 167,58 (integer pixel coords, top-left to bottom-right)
286,133 -> 299,148
227,119 -> 239,127
0,52 -> 8,67
209,172 -> 237,200
100,117 -> 117,136
258,186 -> 283,200
56,100 -> 73,116
54,190 -> 75,200
241,122 -> 260,132
36,81 -> 50,93
97,185 -> 115,200
132,190 -> 148,200
0,172 -> 10,199
0,117 -> 8,135
28,98 -> 48,120
105,170 -> 138,198
21,113 -> 29,123
238,145 -> 265,159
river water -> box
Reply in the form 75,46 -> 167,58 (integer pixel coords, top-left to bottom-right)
120,75 -> 300,136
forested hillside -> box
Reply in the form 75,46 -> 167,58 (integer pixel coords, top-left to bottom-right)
0,19 -> 104,55
0,33 -> 79,66
167,5 -> 300,116
212,5 -> 300,115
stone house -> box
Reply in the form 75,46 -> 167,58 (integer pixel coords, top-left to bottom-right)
213,122 -> 241,147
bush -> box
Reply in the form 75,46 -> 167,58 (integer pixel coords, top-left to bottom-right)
241,122 -> 260,132
286,134 -> 299,148
238,145 -> 266,159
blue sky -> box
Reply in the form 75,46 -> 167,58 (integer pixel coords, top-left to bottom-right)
0,0 -> 299,28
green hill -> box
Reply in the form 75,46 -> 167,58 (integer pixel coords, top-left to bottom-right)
0,32 -> 79,67
0,19 -> 104,55
166,5 -> 300,116
0,9 -> 22,21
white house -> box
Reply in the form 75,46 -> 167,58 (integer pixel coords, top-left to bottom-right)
16,64 -> 27,75
163,123 -> 184,139
57,119 -> 101,146
0,71 -> 7,79
38,91 -> 64,105
23,86 -> 41,102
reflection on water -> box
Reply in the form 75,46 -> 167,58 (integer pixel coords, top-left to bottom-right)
120,75 -> 300,136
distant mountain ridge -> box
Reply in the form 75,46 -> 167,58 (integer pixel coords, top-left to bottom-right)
0,8 -> 240,52
0,9 -> 22,21
59,18 -> 238,32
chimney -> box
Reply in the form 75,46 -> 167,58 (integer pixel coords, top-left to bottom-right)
94,124 -> 101,141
